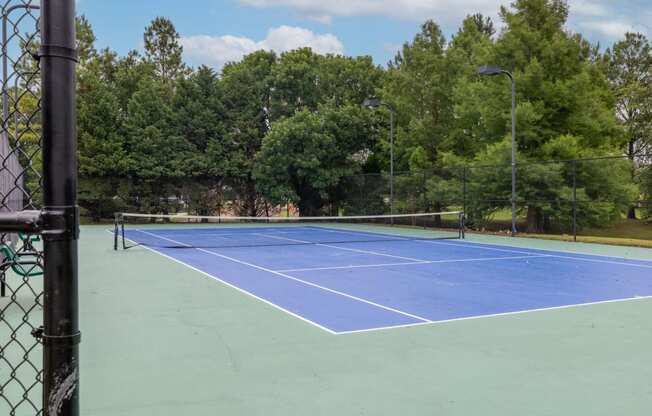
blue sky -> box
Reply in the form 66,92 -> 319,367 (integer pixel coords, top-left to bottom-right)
76,0 -> 652,70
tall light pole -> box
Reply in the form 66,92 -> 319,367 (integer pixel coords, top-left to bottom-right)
478,65 -> 518,237
364,97 -> 396,219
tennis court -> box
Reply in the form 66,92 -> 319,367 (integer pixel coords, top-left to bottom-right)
116,215 -> 652,335
83,222 -> 652,415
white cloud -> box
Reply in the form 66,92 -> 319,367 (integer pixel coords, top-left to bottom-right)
579,20 -> 639,39
238,0 -> 651,44
571,1 -> 610,18
304,14 -> 333,25
180,25 -> 344,69
239,0 -> 500,24
569,1 -> 651,42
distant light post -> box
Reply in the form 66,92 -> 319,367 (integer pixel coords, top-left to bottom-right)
478,65 -> 518,236
364,97 -> 396,219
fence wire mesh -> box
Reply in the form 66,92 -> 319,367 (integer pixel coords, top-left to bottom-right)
0,1 -> 43,415
100,153 -> 652,244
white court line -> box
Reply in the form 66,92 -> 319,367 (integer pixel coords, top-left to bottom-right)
278,255 -> 551,273
278,261 -> 430,273
419,240 -> 652,269
119,233 -> 337,334
115,229 -> 652,336
336,295 -> 652,335
136,230 -> 432,324
256,233 -> 426,262
146,229 -> 323,239
315,227 -> 652,269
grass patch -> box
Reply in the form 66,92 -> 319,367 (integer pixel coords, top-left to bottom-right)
517,219 -> 652,248
580,219 -> 652,241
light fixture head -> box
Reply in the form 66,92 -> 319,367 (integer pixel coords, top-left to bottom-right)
363,97 -> 382,109
478,65 -> 505,76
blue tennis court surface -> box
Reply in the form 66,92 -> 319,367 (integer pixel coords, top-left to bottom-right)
123,226 -> 652,334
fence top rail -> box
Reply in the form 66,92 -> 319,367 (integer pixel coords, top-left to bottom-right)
464,154 -> 652,170
375,154 -> 652,176
345,154 -> 652,177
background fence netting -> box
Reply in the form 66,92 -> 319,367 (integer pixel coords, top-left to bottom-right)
98,153 -> 652,244
0,1 -> 43,415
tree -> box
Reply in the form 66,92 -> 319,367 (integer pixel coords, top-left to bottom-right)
603,33 -> 652,218
170,66 -> 227,215
493,0 -> 619,151
77,71 -> 127,220
642,164 -> 652,219
255,106 -> 374,215
382,20 -> 457,177
470,0 -> 622,232
144,17 -> 187,83
123,78 -> 188,214
270,49 -> 383,119
446,14 -> 496,157
270,48 -> 322,119
220,50 -> 277,216
466,136 -> 637,232
76,15 -> 97,68
468,13 -> 496,38
113,51 -> 156,114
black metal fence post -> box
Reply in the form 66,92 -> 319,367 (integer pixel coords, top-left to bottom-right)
462,166 -> 467,217
421,171 -> 427,228
422,170 -> 427,210
40,1 -> 80,415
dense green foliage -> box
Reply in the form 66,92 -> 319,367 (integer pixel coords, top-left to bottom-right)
71,0 -> 652,231
255,106 -> 375,215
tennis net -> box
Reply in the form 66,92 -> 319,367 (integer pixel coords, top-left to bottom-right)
114,211 -> 465,250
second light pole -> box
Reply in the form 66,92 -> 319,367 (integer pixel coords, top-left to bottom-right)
479,65 -> 518,236
364,97 -> 396,220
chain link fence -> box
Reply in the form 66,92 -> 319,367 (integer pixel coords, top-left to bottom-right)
460,156 -> 651,239
100,153 -> 652,244
321,155 -> 652,242
0,1 -> 43,415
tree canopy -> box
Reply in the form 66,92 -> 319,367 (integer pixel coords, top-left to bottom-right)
72,5 -> 652,230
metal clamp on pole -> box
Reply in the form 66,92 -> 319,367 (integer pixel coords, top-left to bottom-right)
36,44 -> 79,63
40,206 -> 81,241
32,327 -> 82,347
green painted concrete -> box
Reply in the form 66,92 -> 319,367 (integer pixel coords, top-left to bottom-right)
465,232 -> 652,260
73,227 -> 652,414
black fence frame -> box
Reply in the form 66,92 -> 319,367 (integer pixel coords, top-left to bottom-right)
0,1 -> 79,415
458,155 -> 652,241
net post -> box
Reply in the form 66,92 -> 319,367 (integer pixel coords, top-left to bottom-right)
121,217 -> 127,250
422,170 -> 427,213
462,166 -> 467,216
114,213 -> 119,251
460,211 -> 466,239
